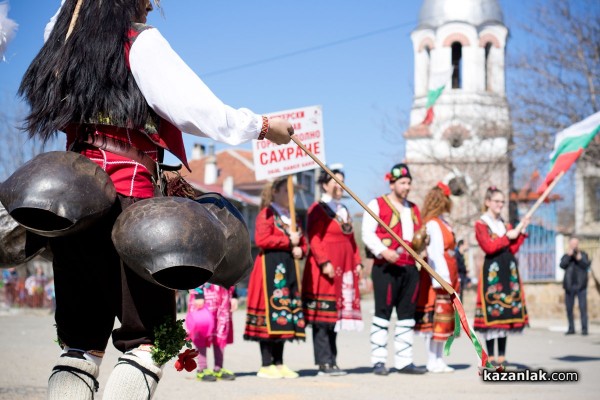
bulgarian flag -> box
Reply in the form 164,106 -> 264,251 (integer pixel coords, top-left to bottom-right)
537,111 -> 600,194
422,68 -> 454,125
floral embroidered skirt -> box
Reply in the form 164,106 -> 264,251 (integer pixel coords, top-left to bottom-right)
474,250 -> 528,336
244,250 -> 306,342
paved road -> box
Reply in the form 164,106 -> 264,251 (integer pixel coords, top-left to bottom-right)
0,299 -> 598,400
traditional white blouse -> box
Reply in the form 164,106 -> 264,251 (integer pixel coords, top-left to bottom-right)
361,197 -> 414,258
44,5 -> 262,146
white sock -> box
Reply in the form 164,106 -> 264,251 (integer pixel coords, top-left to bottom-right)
48,354 -> 100,400
102,353 -> 163,400
394,319 -> 415,369
425,336 -> 437,369
434,340 -> 444,359
370,316 -> 390,365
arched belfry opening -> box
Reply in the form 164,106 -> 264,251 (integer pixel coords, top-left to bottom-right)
451,42 -> 462,89
424,45 -> 432,90
484,42 -> 493,91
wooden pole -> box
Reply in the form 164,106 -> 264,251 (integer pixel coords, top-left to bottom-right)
65,0 -> 84,40
290,136 -> 455,294
286,174 -> 301,287
286,175 -> 297,233
514,170 -> 565,232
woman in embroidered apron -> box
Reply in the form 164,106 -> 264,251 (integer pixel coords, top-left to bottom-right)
243,176 -> 307,379
474,186 -> 530,367
415,182 -> 459,373
302,167 -> 363,377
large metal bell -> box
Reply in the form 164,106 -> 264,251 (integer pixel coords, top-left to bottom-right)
0,151 -> 116,237
0,203 -> 47,268
111,196 -> 226,290
194,193 -> 253,287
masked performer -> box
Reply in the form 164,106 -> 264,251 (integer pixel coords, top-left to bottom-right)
302,167 -> 363,376
16,1 -> 293,399
244,177 -> 307,379
474,186 -> 530,367
414,182 -> 459,373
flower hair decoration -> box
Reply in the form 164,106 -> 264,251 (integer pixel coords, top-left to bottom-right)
437,182 -> 451,197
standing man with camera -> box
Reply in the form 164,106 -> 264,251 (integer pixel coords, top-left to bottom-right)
560,236 -> 591,336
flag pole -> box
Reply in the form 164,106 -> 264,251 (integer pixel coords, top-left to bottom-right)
290,135 -> 455,295
514,170 -> 565,232
286,175 -> 302,286
286,175 -> 297,233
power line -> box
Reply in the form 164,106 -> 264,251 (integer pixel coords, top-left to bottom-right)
202,20 -> 419,77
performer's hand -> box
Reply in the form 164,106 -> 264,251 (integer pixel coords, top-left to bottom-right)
193,299 -> 205,309
355,264 -> 363,274
506,229 -> 520,240
322,262 -> 335,278
230,298 -> 239,312
289,231 -> 301,246
381,249 -> 399,264
292,246 -> 303,259
265,118 -> 294,145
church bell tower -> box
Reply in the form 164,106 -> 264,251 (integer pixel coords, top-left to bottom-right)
404,0 -> 513,233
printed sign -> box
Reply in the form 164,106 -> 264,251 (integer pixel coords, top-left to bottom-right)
253,105 -> 326,180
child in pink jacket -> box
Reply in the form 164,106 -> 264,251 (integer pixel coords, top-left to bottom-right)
186,284 -> 238,382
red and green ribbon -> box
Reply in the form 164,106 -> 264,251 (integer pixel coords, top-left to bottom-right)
444,293 -> 495,371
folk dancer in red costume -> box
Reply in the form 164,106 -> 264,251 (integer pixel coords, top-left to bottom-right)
15,1 -> 293,399
361,164 -> 427,376
474,186 -> 530,368
302,167 -> 363,376
414,183 -> 460,373
244,177 -> 307,379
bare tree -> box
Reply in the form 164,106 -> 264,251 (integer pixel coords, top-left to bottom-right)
508,0 -> 600,169
0,104 -> 61,181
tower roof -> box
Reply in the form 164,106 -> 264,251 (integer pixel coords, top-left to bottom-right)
418,0 -> 504,29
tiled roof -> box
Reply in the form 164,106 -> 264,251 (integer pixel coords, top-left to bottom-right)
180,148 -> 265,206
184,148 -> 267,187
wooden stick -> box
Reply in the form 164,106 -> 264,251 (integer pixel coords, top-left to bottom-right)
291,135 -> 455,294
514,170 -> 565,232
286,175 -> 297,233
286,175 -> 302,288
66,0 -> 84,41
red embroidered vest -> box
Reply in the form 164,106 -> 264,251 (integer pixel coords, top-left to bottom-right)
373,196 -> 421,267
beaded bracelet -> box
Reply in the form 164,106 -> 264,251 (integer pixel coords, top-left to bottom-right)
258,116 -> 269,140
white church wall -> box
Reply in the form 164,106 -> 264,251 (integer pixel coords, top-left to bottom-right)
462,46 -> 482,92
414,51 -> 430,97
405,137 -> 508,161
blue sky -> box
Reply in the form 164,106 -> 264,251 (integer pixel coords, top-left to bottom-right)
1,0 -> 531,210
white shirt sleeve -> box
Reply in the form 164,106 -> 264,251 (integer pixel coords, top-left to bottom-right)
129,28 -> 262,145
44,0 -> 65,43
399,204 -> 414,242
361,199 -> 388,258
426,220 -> 450,289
